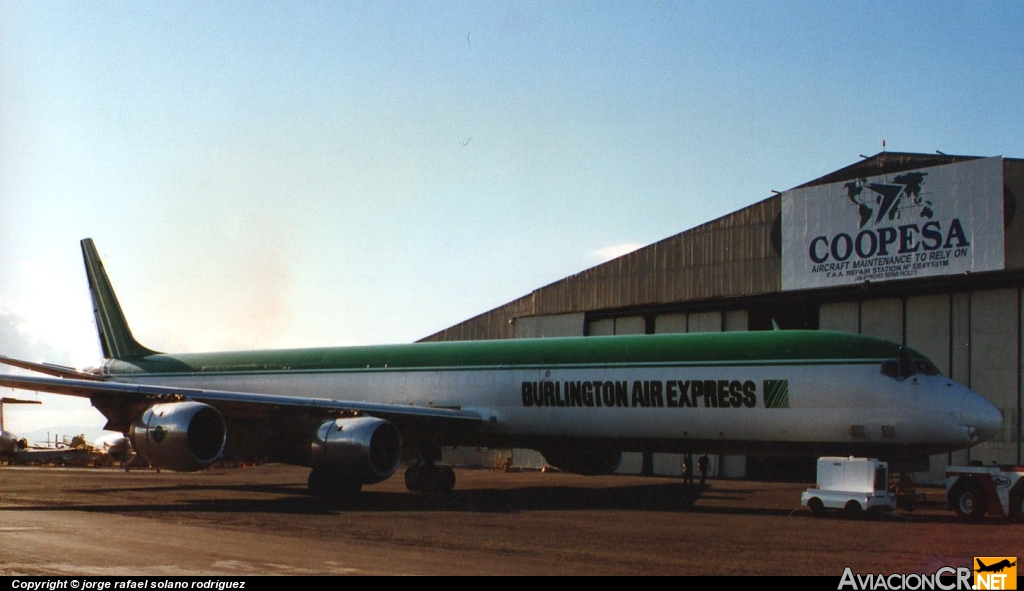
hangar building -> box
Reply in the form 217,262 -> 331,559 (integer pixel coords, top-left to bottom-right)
422,152 -> 1024,483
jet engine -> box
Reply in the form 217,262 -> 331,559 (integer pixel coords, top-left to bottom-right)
310,417 -> 402,484
129,401 -> 226,472
542,448 -> 623,475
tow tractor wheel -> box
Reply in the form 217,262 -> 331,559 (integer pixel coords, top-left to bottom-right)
953,481 -> 987,522
1010,489 -> 1024,523
844,500 -> 862,519
807,498 -> 825,518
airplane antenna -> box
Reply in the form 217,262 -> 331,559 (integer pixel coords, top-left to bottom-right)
771,319 -> 781,331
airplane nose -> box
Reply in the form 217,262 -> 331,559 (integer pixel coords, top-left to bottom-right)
961,392 -> 1002,444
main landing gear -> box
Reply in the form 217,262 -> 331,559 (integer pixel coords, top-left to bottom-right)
306,450 -> 458,497
404,456 -> 456,494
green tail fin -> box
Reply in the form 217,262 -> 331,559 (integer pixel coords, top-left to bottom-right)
81,238 -> 159,359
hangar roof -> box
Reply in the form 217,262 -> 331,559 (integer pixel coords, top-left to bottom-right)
422,152 -> 1022,342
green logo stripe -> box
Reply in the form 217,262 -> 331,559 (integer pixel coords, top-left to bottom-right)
763,379 -> 790,409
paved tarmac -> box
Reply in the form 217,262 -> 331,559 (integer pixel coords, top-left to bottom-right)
0,464 -> 1020,576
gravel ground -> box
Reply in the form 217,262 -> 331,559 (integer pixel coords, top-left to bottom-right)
0,464 -> 1020,576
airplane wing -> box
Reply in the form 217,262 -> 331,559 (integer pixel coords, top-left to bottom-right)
0,356 -> 106,380
0,371 -> 484,430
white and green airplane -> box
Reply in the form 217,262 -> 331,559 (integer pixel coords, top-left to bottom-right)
0,239 -> 1003,495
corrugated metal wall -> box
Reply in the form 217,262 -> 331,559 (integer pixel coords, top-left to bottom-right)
526,197 -> 781,315
1004,160 -> 1024,269
423,156 -> 1023,344
421,196 -> 780,342
820,286 -> 1023,482
420,154 -> 1024,478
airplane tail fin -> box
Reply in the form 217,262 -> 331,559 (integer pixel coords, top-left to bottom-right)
81,239 -> 159,359
0,397 -> 41,432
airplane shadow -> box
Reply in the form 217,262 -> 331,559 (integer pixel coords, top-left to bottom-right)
0,481 -> 793,516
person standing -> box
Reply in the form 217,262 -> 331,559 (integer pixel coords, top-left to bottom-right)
698,454 -> 709,485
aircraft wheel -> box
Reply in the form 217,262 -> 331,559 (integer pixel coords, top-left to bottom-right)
807,498 -> 825,518
953,482 -> 987,522
405,464 -> 425,492
435,465 -> 456,493
844,500 -> 862,519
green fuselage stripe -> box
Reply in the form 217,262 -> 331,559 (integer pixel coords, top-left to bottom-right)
104,331 -> 913,377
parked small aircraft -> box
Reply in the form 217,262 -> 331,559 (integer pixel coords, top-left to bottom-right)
0,397 -> 37,457
0,397 -> 105,465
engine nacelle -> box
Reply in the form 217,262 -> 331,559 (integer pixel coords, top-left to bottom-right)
0,434 -> 27,455
129,401 -> 226,472
310,417 -> 402,484
542,448 -> 623,475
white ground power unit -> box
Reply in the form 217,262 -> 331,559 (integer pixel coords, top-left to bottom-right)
802,457 -> 896,518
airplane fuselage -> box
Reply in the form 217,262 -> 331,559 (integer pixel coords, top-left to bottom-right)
96,331 -> 999,466
0,239 -> 1007,493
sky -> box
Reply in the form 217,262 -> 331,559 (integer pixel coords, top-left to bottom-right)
2,1 -> 1024,441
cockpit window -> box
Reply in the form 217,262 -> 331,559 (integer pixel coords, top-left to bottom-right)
881,361 -> 900,379
912,358 -> 940,375
881,348 -> 941,380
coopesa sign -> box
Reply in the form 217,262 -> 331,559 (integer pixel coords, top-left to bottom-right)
782,157 -> 1004,290
808,219 -> 969,264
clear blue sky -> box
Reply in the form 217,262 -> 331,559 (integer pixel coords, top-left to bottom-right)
2,1 -> 1023,439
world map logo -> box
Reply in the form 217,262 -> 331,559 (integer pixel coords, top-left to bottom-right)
843,172 -> 933,229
